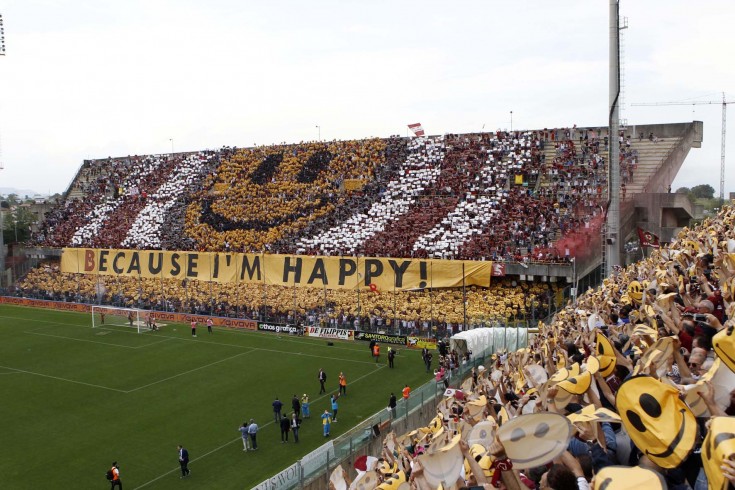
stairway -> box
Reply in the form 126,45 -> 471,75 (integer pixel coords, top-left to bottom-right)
622,137 -> 680,199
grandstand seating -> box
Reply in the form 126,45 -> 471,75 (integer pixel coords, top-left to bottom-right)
16,265 -> 561,330
22,126 -> 695,325
33,128 -> 615,263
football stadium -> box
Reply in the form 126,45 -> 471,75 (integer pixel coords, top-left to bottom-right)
0,2 -> 734,490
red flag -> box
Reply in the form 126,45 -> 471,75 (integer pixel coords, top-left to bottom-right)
637,227 -> 660,248
408,123 -> 425,136
491,263 -> 506,277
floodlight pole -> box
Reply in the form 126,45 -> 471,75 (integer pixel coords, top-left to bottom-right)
0,207 -> 4,288
606,0 -> 621,276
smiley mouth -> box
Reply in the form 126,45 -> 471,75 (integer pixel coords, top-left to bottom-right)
200,197 -> 330,230
715,345 -> 735,369
510,442 -> 564,465
646,408 -> 687,459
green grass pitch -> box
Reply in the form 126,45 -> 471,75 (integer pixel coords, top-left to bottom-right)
0,304 -> 432,489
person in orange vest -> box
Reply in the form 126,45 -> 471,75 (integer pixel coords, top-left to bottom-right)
109,461 -> 121,489
338,372 -> 347,396
372,343 -> 380,363
402,384 -> 411,400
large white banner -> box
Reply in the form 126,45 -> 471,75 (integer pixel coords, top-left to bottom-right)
252,462 -> 300,490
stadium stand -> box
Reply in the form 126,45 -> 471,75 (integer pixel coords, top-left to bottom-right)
22,125 -> 700,328
32,128 -> 614,262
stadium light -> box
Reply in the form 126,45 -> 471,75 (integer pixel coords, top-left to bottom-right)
0,14 -> 5,55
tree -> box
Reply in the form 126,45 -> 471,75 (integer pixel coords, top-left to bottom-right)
675,187 -> 690,194
690,184 -> 715,199
1,204 -> 35,244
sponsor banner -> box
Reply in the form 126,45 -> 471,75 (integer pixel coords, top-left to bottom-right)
252,462 -> 301,490
304,326 -> 354,341
257,323 -> 301,335
61,248 -> 493,291
0,297 -> 257,330
406,336 -> 438,350
353,331 -> 407,345
0,296 -> 92,313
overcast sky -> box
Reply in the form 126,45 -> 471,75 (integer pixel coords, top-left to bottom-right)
0,0 -> 733,197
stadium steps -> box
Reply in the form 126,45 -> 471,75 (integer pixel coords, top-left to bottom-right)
623,137 -> 681,199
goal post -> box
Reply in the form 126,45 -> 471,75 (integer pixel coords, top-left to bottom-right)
91,305 -> 145,333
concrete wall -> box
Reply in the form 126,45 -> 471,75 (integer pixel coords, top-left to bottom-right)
620,192 -> 695,261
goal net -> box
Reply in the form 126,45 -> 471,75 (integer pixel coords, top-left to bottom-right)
91,306 -> 148,333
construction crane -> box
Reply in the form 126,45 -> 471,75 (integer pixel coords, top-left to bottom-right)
632,92 -> 732,201
0,13 -> 5,55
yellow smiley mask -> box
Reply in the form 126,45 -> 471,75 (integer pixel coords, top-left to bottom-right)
627,281 -> 643,304
713,324 -> 735,373
557,371 -> 592,395
702,416 -> 735,490
595,332 -> 617,377
377,470 -> 409,490
616,376 -> 697,468
593,466 -> 665,490
496,413 -> 573,469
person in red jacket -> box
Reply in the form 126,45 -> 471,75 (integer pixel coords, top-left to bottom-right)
110,461 -> 122,489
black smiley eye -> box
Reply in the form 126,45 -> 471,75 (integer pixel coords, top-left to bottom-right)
534,423 -> 550,438
510,428 -> 526,442
626,410 -> 647,433
639,393 -> 662,418
598,477 -> 613,490
715,432 -> 735,448
296,150 -> 332,183
251,153 -> 283,184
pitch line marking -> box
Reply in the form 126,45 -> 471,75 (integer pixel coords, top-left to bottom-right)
124,350 -> 255,393
24,330 -> 140,349
132,365 -> 386,489
0,364 -> 126,392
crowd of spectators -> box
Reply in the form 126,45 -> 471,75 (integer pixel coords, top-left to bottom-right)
185,139 -> 387,252
32,152 -> 219,249
31,128 -> 625,265
296,136 -> 445,256
121,152 -> 218,249
15,266 -> 561,331
327,205 -> 735,489
33,157 -> 132,247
